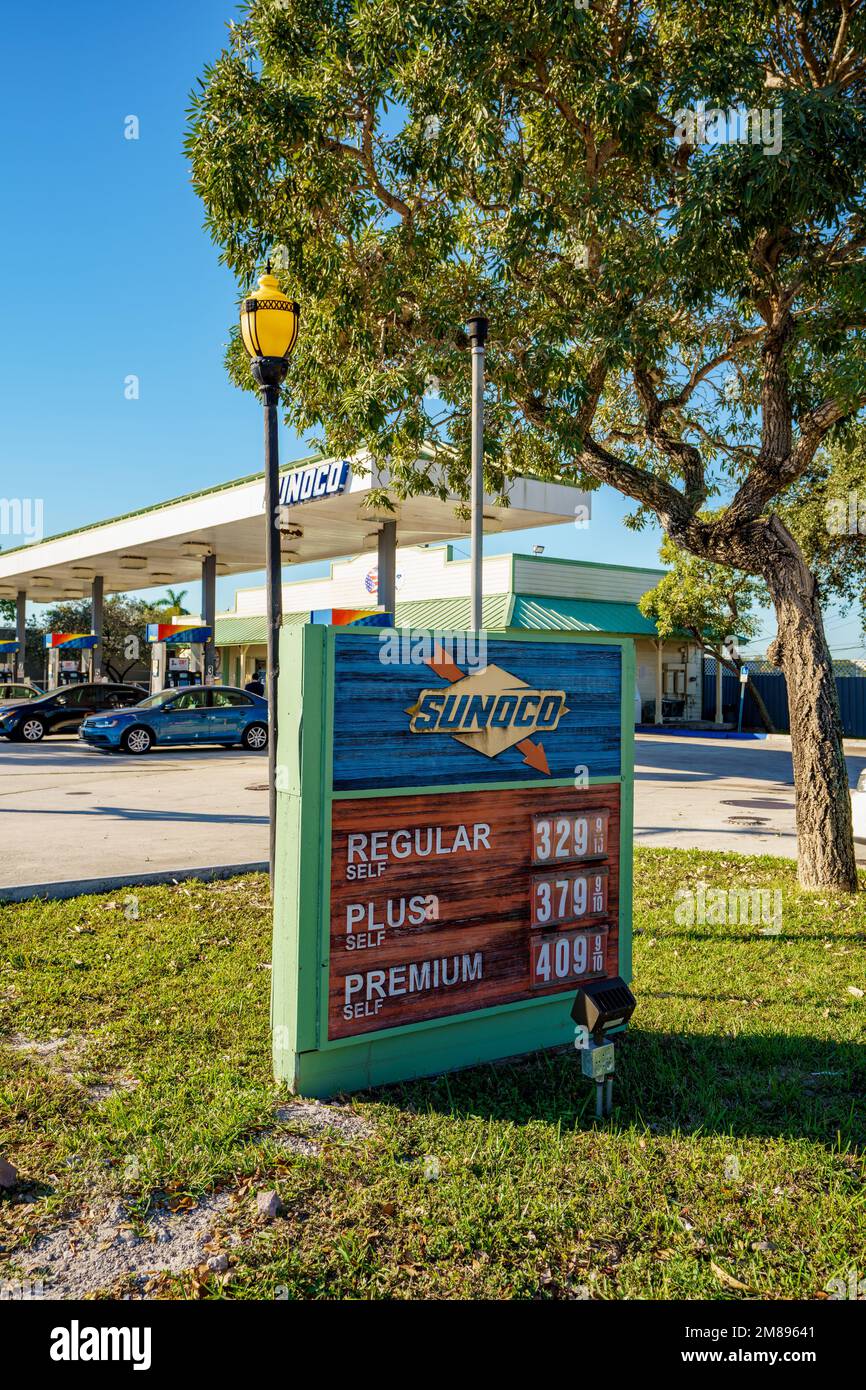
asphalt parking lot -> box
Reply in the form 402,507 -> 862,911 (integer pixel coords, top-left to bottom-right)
1,731 -> 864,895
633,732 -> 866,863
0,736 -> 269,893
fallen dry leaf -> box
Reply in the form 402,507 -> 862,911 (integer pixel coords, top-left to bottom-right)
710,1261 -> 751,1292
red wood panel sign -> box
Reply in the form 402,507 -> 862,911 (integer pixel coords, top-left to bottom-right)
328,785 -> 620,1039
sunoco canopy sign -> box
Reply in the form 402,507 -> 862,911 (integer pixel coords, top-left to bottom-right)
278,459 -> 350,507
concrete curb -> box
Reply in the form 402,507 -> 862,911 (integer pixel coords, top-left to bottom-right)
0,862 -> 269,904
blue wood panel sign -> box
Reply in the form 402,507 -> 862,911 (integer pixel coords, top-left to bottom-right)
332,632 -> 622,791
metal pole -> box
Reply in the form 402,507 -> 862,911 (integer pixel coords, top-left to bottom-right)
263,383 -> 283,892
595,1079 -> 604,1121
604,1076 -> 613,1115
377,519 -> 397,617
201,554 -> 217,685
15,590 -> 26,683
91,576 -> 104,680
466,314 -> 488,632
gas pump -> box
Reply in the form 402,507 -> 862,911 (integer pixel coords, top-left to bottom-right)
0,639 -> 19,683
43,634 -> 98,688
145,623 -> 212,695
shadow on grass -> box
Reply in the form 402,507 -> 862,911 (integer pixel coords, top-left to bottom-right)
375,1029 -> 866,1148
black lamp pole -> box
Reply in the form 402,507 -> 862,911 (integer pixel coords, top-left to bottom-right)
251,355 -> 288,891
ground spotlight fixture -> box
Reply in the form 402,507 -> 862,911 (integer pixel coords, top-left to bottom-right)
239,261 -> 301,891
532,544 -> 545,555
571,976 -> 636,1118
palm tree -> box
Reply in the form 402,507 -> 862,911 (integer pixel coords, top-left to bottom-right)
154,588 -> 190,619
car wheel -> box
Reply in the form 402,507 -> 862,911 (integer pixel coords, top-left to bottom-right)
20,718 -> 46,743
242,722 -> 268,751
121,726 -> 153,755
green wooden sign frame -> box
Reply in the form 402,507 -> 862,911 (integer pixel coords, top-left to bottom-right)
272,623 -> 635,1097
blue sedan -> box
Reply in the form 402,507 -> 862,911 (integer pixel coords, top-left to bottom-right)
79,685 -> 268,754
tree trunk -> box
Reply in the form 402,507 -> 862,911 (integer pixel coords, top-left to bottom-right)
764,518 -> 858,892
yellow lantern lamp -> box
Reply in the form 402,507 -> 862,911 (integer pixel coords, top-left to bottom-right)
240,268 -> 300,365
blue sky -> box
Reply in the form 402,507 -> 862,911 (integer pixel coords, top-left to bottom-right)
0,1 -> 861,658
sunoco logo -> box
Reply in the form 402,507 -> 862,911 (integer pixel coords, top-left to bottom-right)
406,656 -> 567,774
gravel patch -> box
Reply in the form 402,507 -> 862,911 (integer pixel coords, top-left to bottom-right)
4,1033 -> 139,1105
15,1194 -> 234,1299
273,1099 -> 373,1142
5,1033 -> 76,1059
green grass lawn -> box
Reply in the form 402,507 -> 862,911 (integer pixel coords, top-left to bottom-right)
1,848 -> 864,1300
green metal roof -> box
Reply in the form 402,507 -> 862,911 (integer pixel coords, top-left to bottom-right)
392,594 -> 513,629
511,595 -> 659,636
215,592 -> 659,645
214,616 -> 268,645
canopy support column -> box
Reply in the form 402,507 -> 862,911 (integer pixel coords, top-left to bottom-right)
377,520 -> 397,615
202,554 -> 216,685
91,576 -> 104,679
15,590 -> 26,682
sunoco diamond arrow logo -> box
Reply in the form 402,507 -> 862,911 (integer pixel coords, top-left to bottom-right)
405,648 -> 568,775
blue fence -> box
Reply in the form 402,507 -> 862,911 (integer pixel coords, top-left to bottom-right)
702,668 -> 866,738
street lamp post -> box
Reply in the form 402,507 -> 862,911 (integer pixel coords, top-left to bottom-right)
466,313 -> 488,632
239,267 -> 300,890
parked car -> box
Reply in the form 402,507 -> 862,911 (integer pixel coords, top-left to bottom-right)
79,685 -> 268,754
0,682 -> 43,702
852,769 -> 866,841
0,682 -> 146,742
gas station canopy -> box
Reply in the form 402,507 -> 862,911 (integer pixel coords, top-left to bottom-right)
0,451 -> 590,600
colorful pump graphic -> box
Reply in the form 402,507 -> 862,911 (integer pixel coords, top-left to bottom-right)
144,623 -> 214,693
144,623 -> 213,645
42,633 -> 99,685
43,633 -> 99,650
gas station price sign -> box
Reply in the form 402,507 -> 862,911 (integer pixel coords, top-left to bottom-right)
532,809 -> 609,863
530,865 -> 609,929
272,626 -> 634,1096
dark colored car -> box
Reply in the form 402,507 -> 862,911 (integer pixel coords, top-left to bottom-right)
0,682 -> 43,701
79,685 -> 269,754
0,683 -> 147,742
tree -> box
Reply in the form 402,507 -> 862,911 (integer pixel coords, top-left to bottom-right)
780,430 -> 866,640
153,588 -> 190,619
187,0 -> 866,890
638,535 -> 776,730
38,596 -> 164,682
0,550 -> 17,625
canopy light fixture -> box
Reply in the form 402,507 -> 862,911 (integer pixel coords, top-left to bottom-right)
182,541 -> 212,558
119,555 -> 148,570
